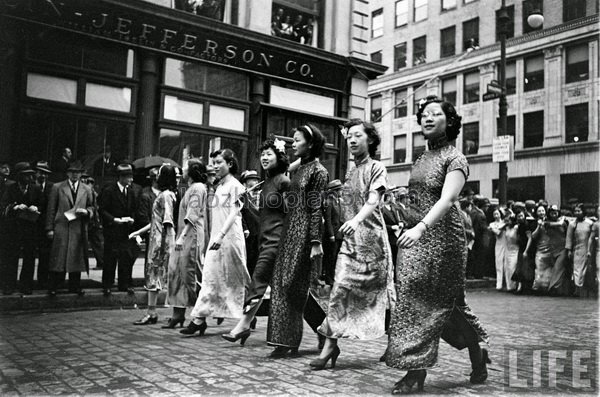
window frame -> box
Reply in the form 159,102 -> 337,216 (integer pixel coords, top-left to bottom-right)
565,102 -> 589,143
462,17 -> 479,51
393,89 -> 408,118
372,8 -> 384,38
393,135 -> 407,163
370,94 -> 383,122
523,110 -> 544,148
370,50 -> 383,64
565,43 -> 589,84
463,70 -> 480,104
394,42 -> 407,71
440,26 -> 456,58
414,0 -> 428,22
395,0 -> 409,27
462,121 -> 480,155
524,54 -> 544,92
412,36 -> 427,66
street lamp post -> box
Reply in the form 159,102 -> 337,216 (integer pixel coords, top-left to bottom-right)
497,0 -> 510,206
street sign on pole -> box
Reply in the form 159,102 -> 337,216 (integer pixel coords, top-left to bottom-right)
483,91 -> 501,101
487,83 -> 504,94
492,135 -> 514,162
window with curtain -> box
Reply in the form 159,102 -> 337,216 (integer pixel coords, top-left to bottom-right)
440,26 -> 456,58
524,54 -> 544,91
442,76 -> 457,105
463,18 -> 479,50
394,135 -> 407,163
565,103 -> 589,143
370,95 -> 382,121
463,71 -> 480,104
523,111 -> 544,148
395,0 -> 408,26
394,43 -> 407,70
394,89 -> 408,118
566,44 -> 589,83
372,9 -> 384,38
414,0 -> 428,22
413,36 -> 427,66
462,122 -> 479,155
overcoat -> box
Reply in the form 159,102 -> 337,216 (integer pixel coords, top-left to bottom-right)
46,180 -> 95,273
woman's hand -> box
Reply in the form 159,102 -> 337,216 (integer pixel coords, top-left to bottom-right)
339,218 -> 359,236
396,223 -> 426,249
209,235 -> 224,250
310,242 -> 323,261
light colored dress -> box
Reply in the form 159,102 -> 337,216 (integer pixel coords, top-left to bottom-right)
504,224 -> 519,291
167,182 -> 208,307
145,190 -> 176,291
533,220 -> 568,293
317,157 -> 394,340
489,221 -> 507,290
190,175 -> 250,319
566,218 -> 593,287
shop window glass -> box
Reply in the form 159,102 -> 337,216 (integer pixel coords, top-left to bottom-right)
523,0 -> 543,33
394,43 -> 407,70
372,9 -> 384,38
463,18 -> 479,51
564,0 -> 587,21
394,89 -> 408,118
440,26 -> 456,58
566,44 -> 589,83
496,5 -> 515,41
565,103 -> 589,143
26,73 -> 77,104
413,36 -> 427,66
85,83 -> 131,113
462,121 -> 479,155
442,77 -> 457,105
164,95 -> 204,125
524,54 -> 544,91
394,136 -> 407,163
412,133 -> 426,161
209,105 -> 245,132
371,95 -> 382,122
463,71 -> 480,104
164,58 -> 248,99
414,0 -> 428,22
523,111 -> 544,148
395,0 -> 408,26
560,172 -> 599,208
492,176 -> 545,202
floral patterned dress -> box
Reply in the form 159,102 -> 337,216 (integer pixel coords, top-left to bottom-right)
317,157 -> 395,340
386,141 -> 488,370
267,159 -> 328,349
145,190 -> 176,291
190,175 -> 250,319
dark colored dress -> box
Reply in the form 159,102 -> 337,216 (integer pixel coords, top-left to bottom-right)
267,159 -> 329,349
386,142 -> 488,370
244,173 -> 291,309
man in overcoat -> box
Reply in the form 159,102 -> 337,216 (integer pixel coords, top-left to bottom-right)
46,161 -> 94,296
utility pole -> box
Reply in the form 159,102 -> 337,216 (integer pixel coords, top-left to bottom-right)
497,0 -> 510,206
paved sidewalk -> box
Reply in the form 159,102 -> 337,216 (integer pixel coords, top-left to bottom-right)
0,290 -> 597,396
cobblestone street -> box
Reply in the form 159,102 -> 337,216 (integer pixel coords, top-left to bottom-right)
0,290 -> 597,396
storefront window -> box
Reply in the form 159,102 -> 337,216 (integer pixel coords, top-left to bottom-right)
265,111 -> 341,150
492,176 -> 545,202
85,83 -> 132,113
164,58 -> 248,100
164,96 -> 204,125
26,73 -> 77,104
272,1 -> 319,46
209,104 -> 245,132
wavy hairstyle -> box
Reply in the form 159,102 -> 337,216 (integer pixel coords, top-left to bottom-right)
343,118 -> 381,157
187,158 -> 207,184
416,95 -> 463,141
157,164 -> 178,191
210,148 -> 239,175
259,139 -> 289,176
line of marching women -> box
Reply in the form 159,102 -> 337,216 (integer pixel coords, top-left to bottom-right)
125,96 -> 491,394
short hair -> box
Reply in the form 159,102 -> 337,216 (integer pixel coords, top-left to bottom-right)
259,139 -> 289,175
157,164 -> 178,191
416,95 -> 463,141
294,123 -> 326,159
343,118 -> 381,158
210,148 -> 239,175
187,159 -> 207,184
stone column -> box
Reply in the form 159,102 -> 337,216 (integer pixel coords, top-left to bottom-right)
589,40 -> 599,141
247,76 -> 265,171
543,45 -> 563,146
135,52 -> 160,158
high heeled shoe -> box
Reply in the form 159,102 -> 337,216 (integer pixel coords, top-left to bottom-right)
180,321 -> 207,335
221,329 -> 251,345
470,348 -> 491,384
161,318 -> 185,329
391,370 -> 427,394
268,346 -> 298,358
309,346 -> 340,370
133,314 -> 158,325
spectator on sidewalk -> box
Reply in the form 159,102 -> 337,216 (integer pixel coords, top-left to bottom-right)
470,195 -> 489,279
81,174 -> 104,271
35,161 -> 54,290
323,179 -> 343,285
136,167 -> 160,266
45,161 -> 94,296
52,147 -> 72,182
566,203 -> 594,297
0,162 -> 43,295
489,208 -> 507,290
240,170 -> 261,276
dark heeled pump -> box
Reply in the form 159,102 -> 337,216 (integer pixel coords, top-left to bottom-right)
161,318 -> 185,329
309,346 -> 340,370
392,370 -> 427,394
268,346 -> 298,358
180,321 -> 207,336
470,348 -> 491,384
221,329 -> 251,346
133,314 -> 158,325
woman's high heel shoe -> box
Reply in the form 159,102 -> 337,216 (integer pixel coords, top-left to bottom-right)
133,314 -> 158,325
392,370 -> 427,394
221,329 -> 251,346
180,321 -> 207,336
309,346 -> 340,370
161,318 -> 185,329
470,348 -> 491,384
268,346 -> 298,358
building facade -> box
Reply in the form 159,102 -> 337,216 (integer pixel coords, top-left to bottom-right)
0,0 -> 384,185
366,0 -> 598,207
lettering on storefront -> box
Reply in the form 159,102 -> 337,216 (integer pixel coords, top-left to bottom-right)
0,0 -> 347,91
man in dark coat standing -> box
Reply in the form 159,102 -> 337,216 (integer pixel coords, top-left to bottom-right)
35,161 -> 54,290
46,161 -> 94,296
469,195 -> 489,279
0,162 -> 43,295
99,163 -> 138,296
52,147 -> 72,182
323,179 -> 343,285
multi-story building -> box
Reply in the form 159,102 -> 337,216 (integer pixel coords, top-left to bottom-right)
0,0 -> 384,183
366,0 -> 598,207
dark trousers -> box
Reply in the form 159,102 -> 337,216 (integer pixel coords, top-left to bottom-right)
102,238 -> 134,290
37,235 -> 51,289
88,225 -> 104,268
49,271 -> 81,292
3,233 -> 37,291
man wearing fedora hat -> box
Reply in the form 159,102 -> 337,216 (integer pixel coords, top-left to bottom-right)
323,179 -> 343,284
46,160 -> 95,296
35,161 -> 54,290
99,163 -> 139,296
81,173 -> 105,272
240,170 -> 261,275
0,162 -> 43,295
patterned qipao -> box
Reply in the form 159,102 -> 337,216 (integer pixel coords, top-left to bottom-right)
145,190 -> 176,291
267,159 -> 329,348
318,157 -> 394,339
190,175 -> 250,319
386,141 -> 489,370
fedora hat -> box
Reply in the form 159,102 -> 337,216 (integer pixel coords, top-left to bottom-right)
14,162 -> 35,175
327,179 -> 343,190
35,160 -> 52,174
66,160 -> 85,172
116,163 -> 134,176
241,170 -> 260,183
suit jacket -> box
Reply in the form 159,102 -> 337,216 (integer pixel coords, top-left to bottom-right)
0,182 -> 43,234
52,157 -> 70,182
99,182 -> 138,245
324,193 -> 342,241
46,180 -> 94,273
37,181 -> 54,233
